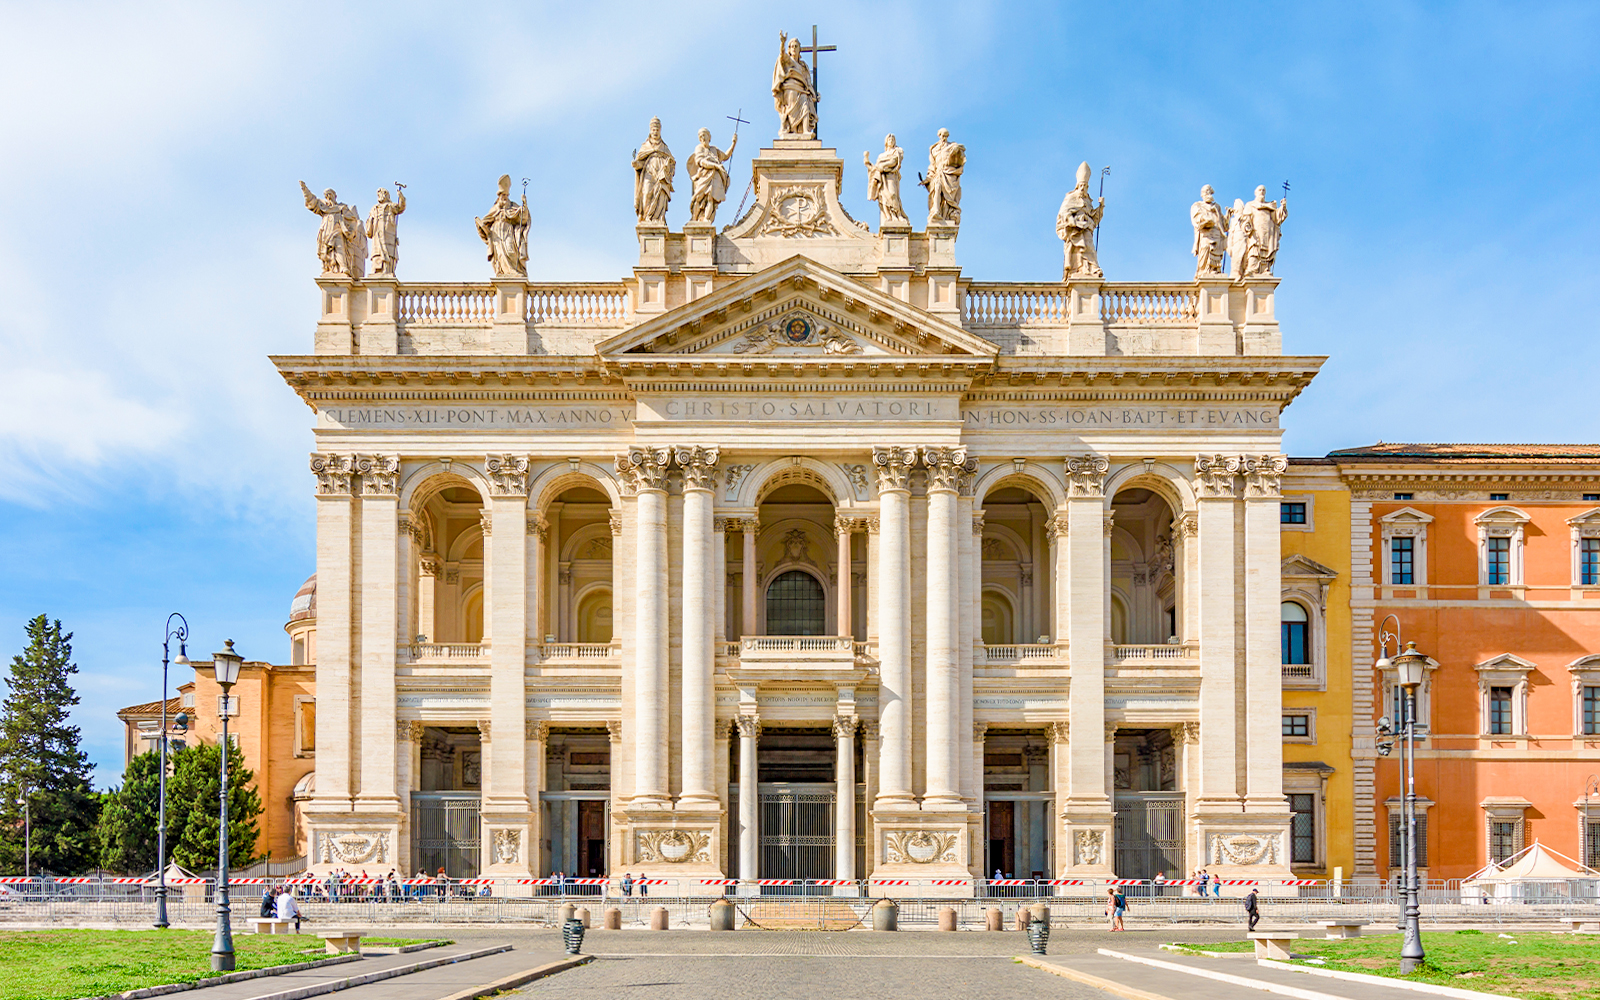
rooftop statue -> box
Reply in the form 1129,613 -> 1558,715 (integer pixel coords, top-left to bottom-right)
1056,161 -> 1105,279
864,134 -> 908,228
921,128 -> 964,227
300,182 -> 365,279
474,174 -> 530,278
366,185 -> 406,277
772,32 -> 818,139
687,128 -> 738,225
632,117 -> 676,225
1240,185 -> 1288,276
1225,197 -> 1248,279
1190,185 -> 1227,278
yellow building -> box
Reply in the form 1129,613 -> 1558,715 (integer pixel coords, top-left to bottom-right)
1279,459 -> 1354,881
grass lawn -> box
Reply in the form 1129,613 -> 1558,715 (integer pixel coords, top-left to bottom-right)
1169,930 -> 1600,1000
0,928 -> 436,1000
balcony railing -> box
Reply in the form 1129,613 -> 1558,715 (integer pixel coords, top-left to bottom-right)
1110,642 -> 1199,664
980,644 -> 1063,664
537,642 -> 622,663
406,642 -> 488,662
1282,662 -> 1318,682
394,282 -> 632,328
732,635 -> 859,667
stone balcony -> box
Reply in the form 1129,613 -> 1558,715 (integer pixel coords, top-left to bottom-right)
403,642 -> 488,664
1108,642 -> 1200,667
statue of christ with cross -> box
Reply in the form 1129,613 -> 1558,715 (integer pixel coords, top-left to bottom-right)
772,27 -> 834,140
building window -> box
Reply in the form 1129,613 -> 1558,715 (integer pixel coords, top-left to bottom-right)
1585,494 -> 1600,502
1281,602 -> 1309,665
1489,821 -> 1519,863
1280,502 -> 1307,524
1289,794 -> 1316,864
1489,687 -> 1513,734
1584,686 -> 1600,736
1583,539 -> 1600,586
1391,537 -> 1414,585
765,570 -> 827,635
1489,493 -> 1509,501
1394,493 -> 1413,500
1587,821 -> 1600,869
1486,537 -> 1511,585
1389,812 -> 1429,867
1283,714 -> 1310,738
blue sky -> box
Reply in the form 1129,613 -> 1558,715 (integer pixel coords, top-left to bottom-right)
2,1 -> 1597,786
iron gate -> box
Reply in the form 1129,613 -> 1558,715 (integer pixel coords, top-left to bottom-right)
412,793 -> 481,877
759,783 -> 834,892
1114,793 -> 1185,884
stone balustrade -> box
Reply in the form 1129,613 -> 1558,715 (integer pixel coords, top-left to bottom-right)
979,643 -> 1063,664
537,642 -> 622,664
406,642 -> 488,662
1109,642 -> 1200,664
393,282 -> 633,328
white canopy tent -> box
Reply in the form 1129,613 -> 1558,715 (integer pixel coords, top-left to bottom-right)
1461,841 -> 1600,901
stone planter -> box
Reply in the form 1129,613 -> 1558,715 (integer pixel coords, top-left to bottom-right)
562,916 -> 586,955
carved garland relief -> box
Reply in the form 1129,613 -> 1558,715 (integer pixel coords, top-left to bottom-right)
636,829 -> 712,865
1209,832 -> 1282,866
885,830 -> 959,865
317,830 -> 390,866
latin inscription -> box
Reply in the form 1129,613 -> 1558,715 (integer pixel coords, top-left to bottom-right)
321,406 -> 633,429
637,397 -> 955,421
963,405 -> 1277,428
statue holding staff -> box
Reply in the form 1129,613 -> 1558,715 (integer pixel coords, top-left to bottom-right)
1056,161 -> 1105,278
366,185 -> 406,276
1240,184 -> 1289,276
632,117 -> 676,225
475,174 -> 529,278
687,128 -> 738,224
864,134 -> 908,227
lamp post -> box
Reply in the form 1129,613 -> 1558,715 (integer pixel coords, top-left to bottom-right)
1391,641 -> 1429,974
210,641 -> 243,973
156,613 -> 190,929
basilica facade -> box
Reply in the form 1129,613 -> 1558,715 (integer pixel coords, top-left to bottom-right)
275,79 -> 1316,890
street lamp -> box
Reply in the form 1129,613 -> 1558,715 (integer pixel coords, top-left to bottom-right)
210,640 -> 243,973
1390,640 -> 1429,974
156,613 -> 189,929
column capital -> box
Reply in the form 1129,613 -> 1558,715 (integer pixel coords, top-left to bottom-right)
1104,721 -> 1119,741
616,447 -> 672,494
1193,453 -> 1241,499
1241,453 -> 1288,499
526,720 -> 549,742
860,719 -> 880,742
607,720 -> 623,743
479,508 -> 493,537
1103,510 -> 1117,537
1064,453 -> 1110,498
872,446 -> 917,494
310,453 -> 356,496
866,515 -> 880,535
397,720 -> 423,743
1176,511 -> 1199,538
477,719 -> 492,742
356,454 -> 400,497
527,514 -> 548,538
920,445 -> 973,494
832,714 -> 858,740
714,718 -> 733,741
1177,720 -> 1201,745
736,713 -> 762,739
973,722 -> 989,742
1044,511 -> 1070,540
674,445 -> 721,492
1049,720 -> 1071,744
486,454 -> 531,496
609,509 -> 623,535
835,514 -> 865,535
972,510 -> 986,536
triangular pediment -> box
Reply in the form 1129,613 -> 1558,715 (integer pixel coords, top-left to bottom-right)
594,256 -> 999,360
1282,554 -> 1338,580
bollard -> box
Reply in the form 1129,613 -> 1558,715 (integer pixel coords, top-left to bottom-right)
650,905 -> 669,930
872,898 -> 899,932
1027,902 -> 1052,956
558,902 -> 576,924
709,897 -> 736,931
938,906 -> 957,931
576,906 -> 591,929
603,907 -> 621,930
1015,910 -> 1028,932
986,907 -> 1003,931
561,916 -> 586,955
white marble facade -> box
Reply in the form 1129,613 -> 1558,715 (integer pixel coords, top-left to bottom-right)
280,110 -> 1316,893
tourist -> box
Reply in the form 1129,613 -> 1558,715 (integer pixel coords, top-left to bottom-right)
1244,887 -> 1260,932
260,886 -> 275,918
276,885 -> 302,933
622,873 -> 634,898
639,877 -> 649,899
1112,886 -> 1127,931
1196,868 -> 1210,899
1105,888 -> 1117,931
436,866 -> 448,899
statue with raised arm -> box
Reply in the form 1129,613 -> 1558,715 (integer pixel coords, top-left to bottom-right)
475,174 -> 530,278
1190,185 -> 1227,278
687,128 -> 738,224
632,117 -> 676,225
772,32 -> 817,139
864,134 -> 908,228
300,182 -> 363,278
1055,161 -> 1105,279
366,186 -> 406,276
1225,196 -> 1249,279
921,128 -> 965,227
1241,184 -> 1288,276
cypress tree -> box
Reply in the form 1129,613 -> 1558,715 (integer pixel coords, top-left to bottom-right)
0,615 -> 100,873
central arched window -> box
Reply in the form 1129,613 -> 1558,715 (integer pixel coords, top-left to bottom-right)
1281,602 -> 1310,664
766,570 -> 826,635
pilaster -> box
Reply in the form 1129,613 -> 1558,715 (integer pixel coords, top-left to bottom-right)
482,456 -> 532,858
1060,452 -> 1112,875
358,275 -> 399,354
1064,279 -> 1108,355
489,280 -> 528,354
1192,454 -> 1242,816
355,454 -> 401,813
314,277 -> 355,355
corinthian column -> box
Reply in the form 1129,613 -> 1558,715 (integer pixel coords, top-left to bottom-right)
737,713 -> 760,881
618,447 -> 672,805
872,446 -> 916,808
483,455 -> 531,821
835,516 -> 855,638
922,446 -> 970,807
677,445 -> 720,805
833,714 -> 857,879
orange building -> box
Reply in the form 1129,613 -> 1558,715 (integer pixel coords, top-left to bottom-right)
1333,445 -> 1600,881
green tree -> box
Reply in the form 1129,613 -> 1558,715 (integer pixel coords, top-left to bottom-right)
95,748 -> 192,874
0,615 -> 99,874
167,739 -> 261,870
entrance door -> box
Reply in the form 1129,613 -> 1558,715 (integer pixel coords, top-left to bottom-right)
758,782 -> 834,891
411,793 -> 481,877
986,801 -> 1015,877
1114,793 -> 1185,883
577,800 -> 606,877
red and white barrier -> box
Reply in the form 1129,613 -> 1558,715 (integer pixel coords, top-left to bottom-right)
987,879 -> 1029,886
810,879 -> 854,886
699,879 -> 738,886
871,879 -> 911,886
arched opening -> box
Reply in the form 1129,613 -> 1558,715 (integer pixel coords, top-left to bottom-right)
1281,601 -> 1310,665
1110,487 -> 1181,645
1109,592 -> 1129,645
576,586 -> 613,643
461,586 -> 485,644
979,484 -> 1052,646
410,481 -> 486,646
544,484 -> 614,643
766,569 -> 827,635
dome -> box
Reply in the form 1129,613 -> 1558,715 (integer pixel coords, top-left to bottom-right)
288,573 -> 317,624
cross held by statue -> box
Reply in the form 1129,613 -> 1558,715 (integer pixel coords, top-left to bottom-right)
800,24 -> 836,104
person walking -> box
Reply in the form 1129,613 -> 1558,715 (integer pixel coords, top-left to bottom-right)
1105,888 -> 1118,931
1112,887 -> 1127,931
275,885 -> 302,933
1244,887 -> 1260,932
1197,869 -> 1210,899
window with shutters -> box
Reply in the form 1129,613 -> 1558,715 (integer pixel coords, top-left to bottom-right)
1489,821 -> 1520,863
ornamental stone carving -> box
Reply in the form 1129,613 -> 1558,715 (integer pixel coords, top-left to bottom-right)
872,446 -> 917,493
1239,185 -> 1289,277
526,721 -> 549,742
356,454 -> 400,497
1049,721 -> 1071,744
317,830 -> 390,865
736,714 -> 761,739
1074,829 -> 1105,866
832,715 -> 858,740
397,720 -> 424,743
674,445 -> 720,491
486,454 -> 530,496
1056,162 -> 1105,279
1242,454 -> 1288,499
300,182 -> 365,279
492,828 -> 521,865
885,829 -> 959,865
758,185 -> 840,237
1210,832 -> 1282,866
1044,513 -> 1070,541
687,128 -> 738,225
609,510 -> 623,536
1180,720 -> 1201,745
310,454 -> 355,496
528,515 -> 548,539
365,186 -> 406,276
1193,454 -> 1241,499
475,175 -> 530,278
973,722 -> 989,742
772,32 -> 818,139
842,464 -> 870,499
860,720 -> 880,742
921,446 -> 972,494
476,719 -> 491,743
607,720 -> 623,743
723,464 -> 755,501
636,829 -> 711,865
616,447 -> 672,494
922,129 -> 965,227
714,718 -> 733,741
1065,453 -> 1110,498
632,118 -> 675,225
